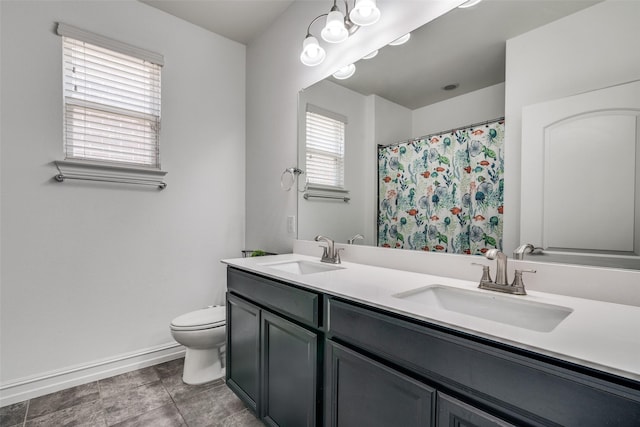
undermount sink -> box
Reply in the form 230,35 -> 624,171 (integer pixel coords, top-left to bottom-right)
393,285 -> 573,332
261,260 -> 345,275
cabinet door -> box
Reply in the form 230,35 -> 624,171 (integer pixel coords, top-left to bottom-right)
326,341 -> 434,427
261,311 -> 318,427
226,293 -> 261,413
437,394 -> 515,427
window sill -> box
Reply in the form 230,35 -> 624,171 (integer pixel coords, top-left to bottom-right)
305,184 -> 349,194
54,160 -> 168,189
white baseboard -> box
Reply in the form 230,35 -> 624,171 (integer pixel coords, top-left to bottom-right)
0,342 -> 185,407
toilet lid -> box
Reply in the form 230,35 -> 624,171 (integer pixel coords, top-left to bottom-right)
171,306 -> 225,330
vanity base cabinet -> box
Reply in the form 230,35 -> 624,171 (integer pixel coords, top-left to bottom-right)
227,267 -> 640,427
327,297 -> 640,427
226,268 -> 322,427
262,311 -> 317,427
326,341 -> 435,427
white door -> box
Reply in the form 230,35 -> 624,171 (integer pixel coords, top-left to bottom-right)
520,79 -> 640,266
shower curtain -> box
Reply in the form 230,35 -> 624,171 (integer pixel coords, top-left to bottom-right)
378,119 -> 504,254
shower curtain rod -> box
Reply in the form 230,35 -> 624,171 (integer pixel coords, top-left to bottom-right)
378,116 -> 505,149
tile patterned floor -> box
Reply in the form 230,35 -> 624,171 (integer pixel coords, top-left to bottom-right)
0,358 -> 263,427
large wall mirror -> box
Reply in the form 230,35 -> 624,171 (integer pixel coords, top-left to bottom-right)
297,0 -> 640,270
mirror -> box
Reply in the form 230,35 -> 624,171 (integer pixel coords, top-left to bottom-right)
297,0 -> 640,270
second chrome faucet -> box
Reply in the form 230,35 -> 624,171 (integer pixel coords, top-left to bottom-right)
315,235 -> 343,264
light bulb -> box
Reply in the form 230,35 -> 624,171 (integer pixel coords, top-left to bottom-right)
458,0 -> 482,8
333,64 -> 356,80
362,50 -> 378,60
349,0 -> 380,26
389,33 -> 410,46
321,10 -> 348,43
307,44 -> 319,57
300,36 -> 326,66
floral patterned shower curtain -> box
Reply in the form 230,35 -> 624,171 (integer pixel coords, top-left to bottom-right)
378,119 -> 504,254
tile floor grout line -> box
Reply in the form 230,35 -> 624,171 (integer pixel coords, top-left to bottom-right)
22,399 -> 30,427
97,382 -> 107,427
106,381 -> 168,427
217,407 -> 244,426
159,378 -> 190,427
157,373 -> 186,426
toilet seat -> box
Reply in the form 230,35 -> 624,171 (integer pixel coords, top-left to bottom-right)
171,306 -> 226,331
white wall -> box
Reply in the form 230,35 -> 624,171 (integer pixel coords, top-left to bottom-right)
412,83 -> 505,137
0,0 -> 245,404
297,80 -> 368,243
372,95 -> 413,146
503,0 -> 640,254
366,95 -> 413,244
245,0 -> 464,254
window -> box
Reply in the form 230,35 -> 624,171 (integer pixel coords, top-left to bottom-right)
58,24 -> 163,169
305,105 -> 346,188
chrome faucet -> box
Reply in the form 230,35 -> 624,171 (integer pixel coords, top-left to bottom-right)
347,234 -> 364,245
315,235 -> 343,264
472,249 -> 535,295
513,243 -> 543,260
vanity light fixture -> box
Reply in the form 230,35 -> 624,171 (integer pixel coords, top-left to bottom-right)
458,0 -> 483,8
300,0 -> 381,67
389,33 -> 411,46
333,63 -> 356,79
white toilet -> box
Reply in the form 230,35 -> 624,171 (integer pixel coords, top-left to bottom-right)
170,306 -> 226,385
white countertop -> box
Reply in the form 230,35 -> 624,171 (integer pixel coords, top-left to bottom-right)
222,253 -> 640,382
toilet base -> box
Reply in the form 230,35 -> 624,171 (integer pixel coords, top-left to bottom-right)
182,347 -> 225,385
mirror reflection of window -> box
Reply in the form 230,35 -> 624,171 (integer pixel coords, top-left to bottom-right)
305,104 -> 347,189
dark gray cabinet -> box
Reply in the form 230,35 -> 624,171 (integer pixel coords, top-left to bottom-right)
226,267 -> 640,427
326,341 -> 435,427
437,394 -> 515,427
226,267 -> 321,426
262,311 -> 317,427
327,297 -> 640,426
226,293 -> 260,413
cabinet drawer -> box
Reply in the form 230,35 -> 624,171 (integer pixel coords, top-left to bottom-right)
328,298 -> 640,426
227,267 -> 320,328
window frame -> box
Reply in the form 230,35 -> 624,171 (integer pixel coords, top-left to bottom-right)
304,104 -> 347,190
55,23 -> 167,184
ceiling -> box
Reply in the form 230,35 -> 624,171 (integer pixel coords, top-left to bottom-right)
140,0 -> 601,108
328,0 -> 601,109
139,0 -> 295,45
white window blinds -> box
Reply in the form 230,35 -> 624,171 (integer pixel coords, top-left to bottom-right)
305,105 -> 346,188
58,24 -> 162,168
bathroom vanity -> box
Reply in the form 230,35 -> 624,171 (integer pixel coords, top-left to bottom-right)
223,255 -> 640,427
